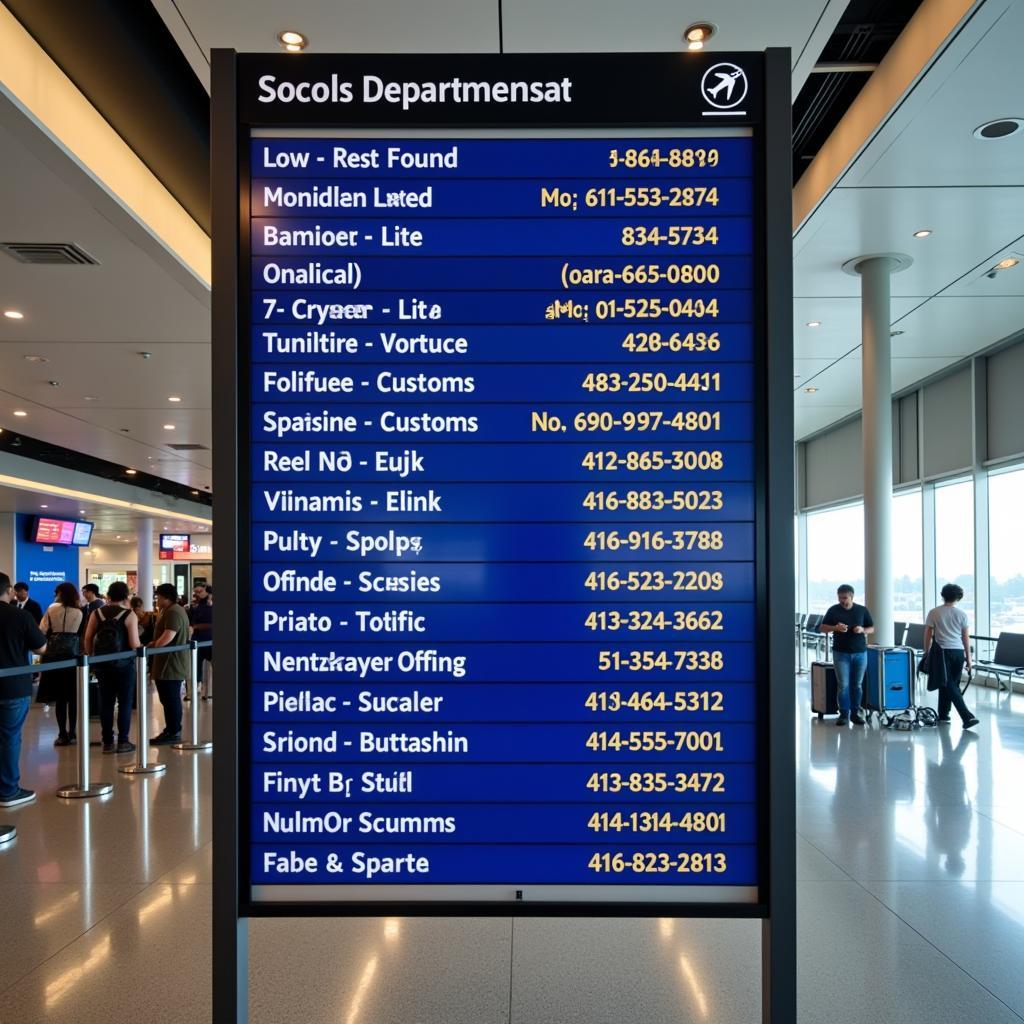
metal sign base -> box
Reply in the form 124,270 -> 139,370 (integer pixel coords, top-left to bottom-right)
0,824 -> 16,845
119,763 -> 167,776
172,741 -> 213,751
56,782 -> 113,799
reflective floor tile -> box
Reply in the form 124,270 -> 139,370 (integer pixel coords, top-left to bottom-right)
0,883 -> 210,1023
250,916 -> 512,1024
797,835 -> 848,882
798,880 -> 1023,1023
0,882 -> 145,995
862,881 -> 1024,1017
155,841 -> 212,885
510,917 -> 761,1024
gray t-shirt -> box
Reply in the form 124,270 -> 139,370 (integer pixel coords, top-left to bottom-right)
926,604 -> 969,650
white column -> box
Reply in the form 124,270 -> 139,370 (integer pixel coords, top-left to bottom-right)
857,256 -> 896,646
135,518 -> 154,607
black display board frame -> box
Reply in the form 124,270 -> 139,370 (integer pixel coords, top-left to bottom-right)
213,48 -> 793,1022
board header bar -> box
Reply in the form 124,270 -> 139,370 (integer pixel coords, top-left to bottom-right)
237,52 -> 765,127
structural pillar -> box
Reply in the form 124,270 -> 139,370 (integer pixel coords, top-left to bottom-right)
135,518 -> 154,607
859,256 -> 895,646
844,252 -> 911,647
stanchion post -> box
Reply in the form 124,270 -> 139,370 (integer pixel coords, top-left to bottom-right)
120,649 -> 167,776
174,642 -> 212,752
56,656 -> 113,798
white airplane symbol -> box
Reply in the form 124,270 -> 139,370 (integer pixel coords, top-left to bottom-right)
707,70 -> 743,101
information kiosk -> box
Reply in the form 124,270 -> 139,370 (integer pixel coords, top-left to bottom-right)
213,49 -> 794,1022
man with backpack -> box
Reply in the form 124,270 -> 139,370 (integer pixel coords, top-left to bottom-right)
83,581 -> 141,754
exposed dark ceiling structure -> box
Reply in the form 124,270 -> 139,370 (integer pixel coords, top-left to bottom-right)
792,0 -> 926,182
4,0 -> 212,232
0,428 -> 212,508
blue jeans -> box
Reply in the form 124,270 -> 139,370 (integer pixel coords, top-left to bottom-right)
834,651 -> 867,715
0,696 -> 31,798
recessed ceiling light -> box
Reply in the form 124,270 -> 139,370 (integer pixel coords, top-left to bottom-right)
806,320 -> 821,328
191,490 -> 200,495
974,118 -> 1023,140
40,504 -> 47,509
163,424 -> 175,431
168,396 -> 182,403
116,535 -> 121,540
913,229 -> 932,238
3,310 -> 24,320
23,355 -> 48,363
79,510 -> 86,514
995,257 -> 1020,270
277,30 -> 308,51
683,22 -> 715,50
47,380 -> 61,388
13,410 -> 26,417
83,395 -> 96,401
890,329 -> 905,337
803,387 -> 819,394
125,469 -> 137,475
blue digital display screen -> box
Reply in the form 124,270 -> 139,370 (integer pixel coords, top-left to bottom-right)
247,134 -> 759,896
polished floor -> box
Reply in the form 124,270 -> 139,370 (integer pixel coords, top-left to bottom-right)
0,677 -> 1022,1022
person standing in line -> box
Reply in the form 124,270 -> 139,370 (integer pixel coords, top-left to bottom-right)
147,583 -> 190,745
9,583 -> 43,625
130,596 -> 156,645
0,572 -> 47,807
80,584 -> 104,622
84,581 -> 141,753
37,582 -> 83,746
188,584 -> 213,700
924,583 -> 979,730
820,584 -> 875,726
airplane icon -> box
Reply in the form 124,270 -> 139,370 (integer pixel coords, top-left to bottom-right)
706,70 -> 744,102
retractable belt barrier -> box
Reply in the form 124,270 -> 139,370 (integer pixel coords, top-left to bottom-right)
0,641 -> 213,809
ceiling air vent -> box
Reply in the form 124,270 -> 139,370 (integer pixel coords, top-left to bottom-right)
166,443 -> 208,451
0,242 -> 99,265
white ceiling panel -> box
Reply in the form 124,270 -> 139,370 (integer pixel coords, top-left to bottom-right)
794,400 -> 861,440
162,0 -> 505,57
158,0 -> 846,89
891,295 -> 1024,356
850,0 -> 1024,189
794,186 -> 1024,299
793,296 -> 921,359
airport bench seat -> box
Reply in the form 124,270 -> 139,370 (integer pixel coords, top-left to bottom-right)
974,632 -> 1024,693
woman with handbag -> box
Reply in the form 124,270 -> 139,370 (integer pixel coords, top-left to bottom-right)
924,583 -> 979,731
37,582 -> 84,745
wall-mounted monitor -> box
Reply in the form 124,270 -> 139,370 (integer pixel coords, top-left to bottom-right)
31,517 -> 94,546
160,533 -> 191,553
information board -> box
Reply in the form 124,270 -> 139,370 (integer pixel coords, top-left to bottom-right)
215,52 -> 793,923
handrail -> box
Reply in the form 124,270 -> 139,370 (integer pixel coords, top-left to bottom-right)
0,640 -> 212,678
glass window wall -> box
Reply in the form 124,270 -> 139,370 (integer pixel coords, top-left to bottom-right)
806,502 -> 864,615
989,467 -> 1024,632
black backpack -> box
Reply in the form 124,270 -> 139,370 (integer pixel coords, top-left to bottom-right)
93,608 -> 131,661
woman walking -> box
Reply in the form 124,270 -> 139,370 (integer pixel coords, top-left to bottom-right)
924,583 -> 979,730
37,582 -> 84,745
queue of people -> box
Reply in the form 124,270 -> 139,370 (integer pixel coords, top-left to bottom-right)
0,574 -> 213,808
818,581 -> 978,731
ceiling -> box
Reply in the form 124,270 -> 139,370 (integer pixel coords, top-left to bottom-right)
153,0 -> 849,91
793,0 -> 1024,439
0,102 -> 212,490
2,0 -> 1022,474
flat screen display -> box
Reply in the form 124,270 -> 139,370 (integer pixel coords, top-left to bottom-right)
246,131 -> 760,903
160,533 -> 191,553
32,517 -> 94,546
